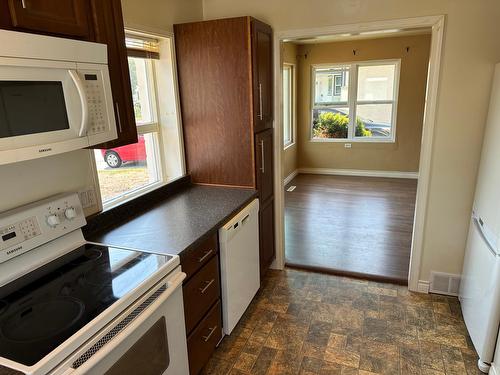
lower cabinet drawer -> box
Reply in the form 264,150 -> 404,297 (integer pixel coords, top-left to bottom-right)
187,300 -> 223,375
183,255 -> 220,334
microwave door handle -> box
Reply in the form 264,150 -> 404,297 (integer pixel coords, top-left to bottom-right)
68,70 -> 89,137
71,271 -> 186,374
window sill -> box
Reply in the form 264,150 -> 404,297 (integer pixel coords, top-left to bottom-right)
309,138 -> 395,144
102,180 -> 167,211
284,142 -> 296,150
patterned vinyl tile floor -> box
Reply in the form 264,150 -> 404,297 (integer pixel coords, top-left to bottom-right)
202,269 -> 482,375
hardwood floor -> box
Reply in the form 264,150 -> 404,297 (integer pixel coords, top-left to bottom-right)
285,174 -> 418,284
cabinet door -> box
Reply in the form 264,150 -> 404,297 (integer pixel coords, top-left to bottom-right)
252,19 -> 273,133
255,129 -> 274,202
259,197 -> 275,278
175,17 -> 255,187
88,0 -> 137,148
7,0 -> 91,38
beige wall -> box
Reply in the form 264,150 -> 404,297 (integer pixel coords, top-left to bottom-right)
282,42 -> 299,178
0,0 -> 204,215
296,34 -> 431,172
202,0 -> 500,282
122,0 -> 203,33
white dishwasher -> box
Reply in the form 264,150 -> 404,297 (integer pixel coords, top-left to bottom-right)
219,198 -> 260,335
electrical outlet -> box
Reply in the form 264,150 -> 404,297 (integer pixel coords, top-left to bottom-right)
78,188 -> 97,209
344,143 -> 352,148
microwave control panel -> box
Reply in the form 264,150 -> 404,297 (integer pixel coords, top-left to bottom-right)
83,72 -> 107,136
0,193 -> 86,264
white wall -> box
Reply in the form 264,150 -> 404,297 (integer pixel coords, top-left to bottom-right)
0,0 -> 203,215
0,151 -> 98,214
202,0 -> 500,282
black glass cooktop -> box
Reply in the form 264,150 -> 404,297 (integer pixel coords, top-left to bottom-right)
0,243 -> 172,367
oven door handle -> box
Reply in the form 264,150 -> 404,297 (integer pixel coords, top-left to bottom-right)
71,271 -> 186,374
68,70 -> 89,137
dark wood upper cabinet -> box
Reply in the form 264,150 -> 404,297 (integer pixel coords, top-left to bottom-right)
0,0 -> 138,149
252,20 -> 273,133
88,0 -> 137,148
7,0 -> 91,38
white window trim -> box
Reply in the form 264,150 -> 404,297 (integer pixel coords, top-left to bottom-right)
310,59 -> 401,143
95,36 -> 170,211
283,62 -> 297,150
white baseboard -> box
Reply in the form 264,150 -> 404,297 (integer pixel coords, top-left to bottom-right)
284,169 -> 299,185
417,280 -> 430,294
298,167 -> 419,179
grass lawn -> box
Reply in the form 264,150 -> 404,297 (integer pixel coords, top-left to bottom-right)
97,166 -> 150,202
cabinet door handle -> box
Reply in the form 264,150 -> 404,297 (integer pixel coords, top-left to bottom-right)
260,139 -> 265,174
114,102 -> 123,133
202,325 -> 218,342
20,0 -> 27,8
258,83 -> 263,120
199,279 -> 215,294
197,249 -> 213,263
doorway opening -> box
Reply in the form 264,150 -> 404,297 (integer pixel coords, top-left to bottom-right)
277,24 -> 439,285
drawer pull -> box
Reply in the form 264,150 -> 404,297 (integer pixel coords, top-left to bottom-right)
199,279 -> 215,294
198,249 -> 214,263
202,325 -> 218,342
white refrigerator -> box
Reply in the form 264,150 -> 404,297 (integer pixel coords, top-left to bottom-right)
460,63 -> 500,373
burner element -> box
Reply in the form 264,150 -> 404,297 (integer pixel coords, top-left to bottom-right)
1,297 -> 85,343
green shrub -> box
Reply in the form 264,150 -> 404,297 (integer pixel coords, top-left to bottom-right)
313,112 -> 371,138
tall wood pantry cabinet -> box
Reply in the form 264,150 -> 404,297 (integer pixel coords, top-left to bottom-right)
0,0 -> 137,148
174,16 -> 275,279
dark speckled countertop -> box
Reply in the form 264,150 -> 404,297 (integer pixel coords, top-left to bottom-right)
87,184 -> 257,256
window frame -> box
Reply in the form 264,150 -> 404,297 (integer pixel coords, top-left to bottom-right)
94,33 -> 176,211
334,74 -> 343,96
310,59 -> 401,143
283,62 -> 296,150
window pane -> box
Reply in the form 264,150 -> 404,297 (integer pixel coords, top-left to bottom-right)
312,107 -> 349,139
128,57 -> 153,124
283,66 -> 292,146
355,103 -> 393,138
94,133 -> 161,203
314,66 -> 349,105
357,64 -> 396,101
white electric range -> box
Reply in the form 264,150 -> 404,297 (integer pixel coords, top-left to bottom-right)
0,193 -> 189,375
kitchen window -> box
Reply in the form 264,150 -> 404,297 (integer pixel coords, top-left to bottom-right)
93,32 -> 185,208
283,63 -> 295,148
311,60 -> 400,142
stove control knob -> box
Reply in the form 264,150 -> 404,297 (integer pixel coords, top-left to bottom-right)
65,207 -> 77,220
47,214 -> 60,227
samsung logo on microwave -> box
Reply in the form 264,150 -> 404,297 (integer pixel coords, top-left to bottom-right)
38,148 -> 53,153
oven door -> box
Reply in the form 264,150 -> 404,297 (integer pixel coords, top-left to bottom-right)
53,269 -> 189,375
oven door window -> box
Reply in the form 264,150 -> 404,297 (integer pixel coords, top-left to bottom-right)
0,81 -> 70,138
104,317 -> 169,375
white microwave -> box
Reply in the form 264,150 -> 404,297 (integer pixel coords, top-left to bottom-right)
0,30 -> 118,165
